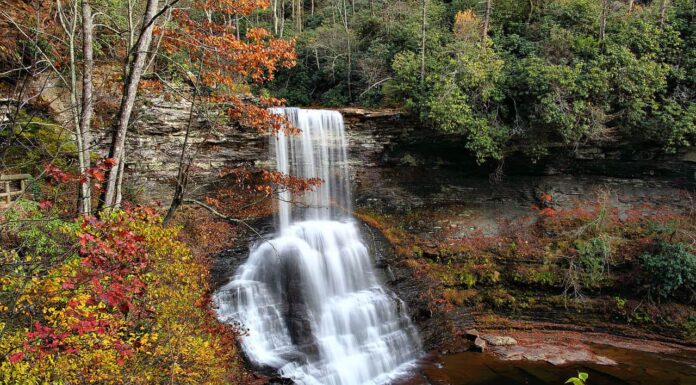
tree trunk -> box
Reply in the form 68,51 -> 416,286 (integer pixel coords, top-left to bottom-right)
163,107 -> 194,226
126,0 -> 135,76
315,46 -> 320,70
420,0 -> 427,84
628,0 -> 634,13
296,0 -> 302,32
342,0 -> 352,100
280,0 -> 286,37
57,0 -> 88,214
80,0 -> 94,215
659,0 -> 669,27
102,0 -> 160,209
145,6 -> 173,74
235,14 -> 240,39
164,62 -> 201,226
482,0 -> 492,43
273,0 -> 278,34
600,0 -> 608,40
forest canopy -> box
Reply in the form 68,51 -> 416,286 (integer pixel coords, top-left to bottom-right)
263,0 -> 695,162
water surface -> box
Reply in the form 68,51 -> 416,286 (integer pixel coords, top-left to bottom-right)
416,344 -> 696,385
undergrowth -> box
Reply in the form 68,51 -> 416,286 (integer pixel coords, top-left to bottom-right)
358,190 -> 696,341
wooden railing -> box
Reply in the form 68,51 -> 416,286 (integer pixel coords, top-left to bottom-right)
0,174 -> 31,204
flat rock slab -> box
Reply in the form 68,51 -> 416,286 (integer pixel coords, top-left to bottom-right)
482,335 -> 517,346
491,342 -> 617,366
479,329 -> 693,367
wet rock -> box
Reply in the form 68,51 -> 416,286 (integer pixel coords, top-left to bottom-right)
492,342 -> 617,366
482,335 -> 517,346
266,376 -> 295,385
284,290 -> 315,347
451,340 -> 473,354
278,350 -> 312,365
684,150 -> 696,163
545,356 -> 567,366
472,337 -> 487,352
464,329 -> 480,341
416,307 -> 433,321
596,355 -> 619,365
439,338 -> 472,355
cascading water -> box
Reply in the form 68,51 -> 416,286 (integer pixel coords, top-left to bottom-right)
214,108 -> 421,385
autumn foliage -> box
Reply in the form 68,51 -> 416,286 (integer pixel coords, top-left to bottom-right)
0,205 -> 250,384
156,0 -> 297,135
358,189 -> 696,340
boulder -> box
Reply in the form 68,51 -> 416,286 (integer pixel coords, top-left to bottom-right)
482,335 -> 518,346
464,329 -> 480,341
472,337 -> 487,352
266,376 -> 295,385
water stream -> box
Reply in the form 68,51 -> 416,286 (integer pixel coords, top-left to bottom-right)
214,108 -> 422,385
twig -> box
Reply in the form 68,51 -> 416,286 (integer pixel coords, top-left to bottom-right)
182,198 -> 278,255
359,77 -> 392,98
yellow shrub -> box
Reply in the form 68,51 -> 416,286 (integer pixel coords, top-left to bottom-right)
1,207 -> 247,385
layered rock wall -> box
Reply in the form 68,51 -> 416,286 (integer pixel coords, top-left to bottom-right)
96,99 -> 695,204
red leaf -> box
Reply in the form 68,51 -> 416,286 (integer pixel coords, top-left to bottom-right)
87,169 -> 105,182
8,351 -> 24,363
539,207 -> 557,217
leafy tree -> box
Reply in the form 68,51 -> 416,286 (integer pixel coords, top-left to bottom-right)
1,204 -> 251,384
639,241 -> 696,300
265,0 -> 694,163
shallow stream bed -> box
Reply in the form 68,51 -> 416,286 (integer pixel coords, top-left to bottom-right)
410,344 -> 696,385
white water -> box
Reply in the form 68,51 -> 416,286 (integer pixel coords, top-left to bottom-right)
214,108 -> 421,385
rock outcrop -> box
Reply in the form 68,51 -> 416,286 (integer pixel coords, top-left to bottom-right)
93,102 -> 419,202
94,96 -> 270,202
102,99 -> 695,206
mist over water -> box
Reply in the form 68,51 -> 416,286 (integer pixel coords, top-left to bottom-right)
214,108 -> 421,385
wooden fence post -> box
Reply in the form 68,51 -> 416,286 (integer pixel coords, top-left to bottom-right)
0,174 -> 32,204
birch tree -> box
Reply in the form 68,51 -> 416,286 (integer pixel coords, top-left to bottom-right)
600,0 -> 609,40
659,0 -> 669,27
53,0 -> 96,214
337,0 -> 352,99
482,0 -> 492,43
79,0 -> 94,214
420,0 -> 427,83
102,0 -> 163,209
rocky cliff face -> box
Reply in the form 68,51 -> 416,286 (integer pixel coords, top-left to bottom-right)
187,104 -> 695,350
108,98 -> 696,205
96,101 -> 420,202
94,96 -> 270,202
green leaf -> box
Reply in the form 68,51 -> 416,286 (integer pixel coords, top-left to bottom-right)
578,372 -> 589,381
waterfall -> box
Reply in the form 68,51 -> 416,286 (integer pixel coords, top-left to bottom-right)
214,108 -> 421,385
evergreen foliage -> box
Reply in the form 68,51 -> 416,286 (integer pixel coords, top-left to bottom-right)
267,0 -> 695,161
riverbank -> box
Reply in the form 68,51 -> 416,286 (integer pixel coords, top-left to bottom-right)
204,210 -> 696,385
199,166 -> 695,384
169,106 -> 696,384
410,328 -> 696,385
353,170 -> 695,346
